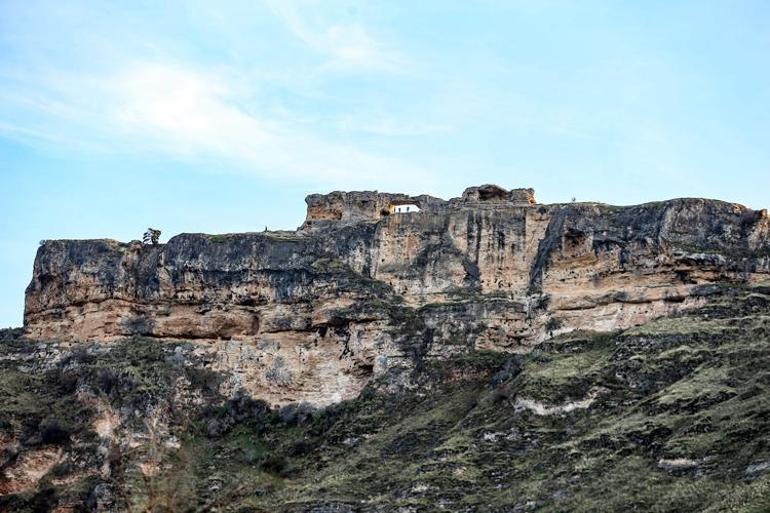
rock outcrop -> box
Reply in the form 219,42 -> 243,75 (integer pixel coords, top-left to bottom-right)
23,186 -> 770,405
4,288 -> 770,512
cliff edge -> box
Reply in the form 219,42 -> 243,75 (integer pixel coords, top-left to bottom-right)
23,185 -> 770,405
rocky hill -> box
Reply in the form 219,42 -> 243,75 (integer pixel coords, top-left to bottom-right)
3,185 -> 770,512
23,186 -> 770,406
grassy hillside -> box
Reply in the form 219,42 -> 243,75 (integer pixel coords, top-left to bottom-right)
1,286 -> 770,512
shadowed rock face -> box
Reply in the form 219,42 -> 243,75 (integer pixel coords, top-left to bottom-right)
23,187 -> 770,405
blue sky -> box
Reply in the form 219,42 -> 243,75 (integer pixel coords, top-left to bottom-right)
1,1 -> 769,327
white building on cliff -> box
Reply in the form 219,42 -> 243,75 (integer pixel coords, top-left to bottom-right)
389,201 -> 421,214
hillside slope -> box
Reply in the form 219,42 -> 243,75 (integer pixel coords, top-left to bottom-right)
2,285 -> 770,512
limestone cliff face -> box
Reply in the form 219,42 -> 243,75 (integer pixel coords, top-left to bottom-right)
24,186 -> 770,405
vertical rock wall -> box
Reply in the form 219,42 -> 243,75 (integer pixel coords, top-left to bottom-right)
23,186 -> 770,404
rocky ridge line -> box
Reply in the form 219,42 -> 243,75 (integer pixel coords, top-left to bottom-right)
23,185 -> 770,405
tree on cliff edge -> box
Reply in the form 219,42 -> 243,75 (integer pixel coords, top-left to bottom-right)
143,228 -> 161,245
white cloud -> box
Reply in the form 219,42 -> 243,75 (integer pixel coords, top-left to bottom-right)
265,1 -> 403,72
0,1 -> 432,189
109,63 -> 428,186
1,61 -> 432,189
112,64 -> 274,156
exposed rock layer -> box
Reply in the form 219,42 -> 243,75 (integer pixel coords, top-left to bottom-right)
24,186 -> 770,404
3,288 -> 770,512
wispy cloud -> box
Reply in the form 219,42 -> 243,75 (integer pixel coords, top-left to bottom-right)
111,62 -> 426,185
265,1 -> 404,72
0,60 -> 431,189
0,1 -> 434,189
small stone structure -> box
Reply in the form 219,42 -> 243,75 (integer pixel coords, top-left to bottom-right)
389,201 -> 421,214
301,185 -> 538,231
461,185 -> 536,206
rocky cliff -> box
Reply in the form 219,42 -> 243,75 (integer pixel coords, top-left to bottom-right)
6,185 -> 770,513
4,287 -> 770,512
23,186 -> 770,406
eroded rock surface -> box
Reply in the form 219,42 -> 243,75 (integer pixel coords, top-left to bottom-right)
3,289 -> 770,512
23,186 -> 770,405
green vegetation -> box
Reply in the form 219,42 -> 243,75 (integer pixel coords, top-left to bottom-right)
207,234 -> 231,243
142,228 -> 161,245
1,288 -> 770,511
310,257 -> 350,272
260,230 -> 305,241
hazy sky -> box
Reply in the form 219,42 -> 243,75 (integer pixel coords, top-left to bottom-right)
1,0 -> 769,327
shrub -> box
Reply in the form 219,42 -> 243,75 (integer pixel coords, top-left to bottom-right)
278,402 -> 316,426
96,368 -> 121,396
260,453 -> 288,475
143,228 -> 161,245
40,416 -> 71,444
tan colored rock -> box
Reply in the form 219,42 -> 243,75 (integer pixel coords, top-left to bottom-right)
0,447 -> 63,495
23,187 -> 770,405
